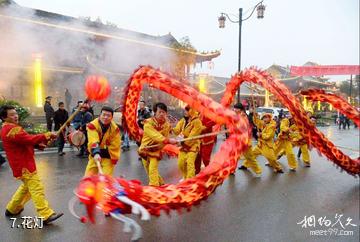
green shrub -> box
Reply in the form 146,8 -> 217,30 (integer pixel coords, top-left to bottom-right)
24,123 -> 47,134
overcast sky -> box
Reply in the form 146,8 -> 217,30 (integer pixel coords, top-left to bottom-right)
15,0 -> 359,80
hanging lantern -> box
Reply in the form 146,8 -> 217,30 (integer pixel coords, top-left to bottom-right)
218,14 -> 226,28
257,3 -> 266,19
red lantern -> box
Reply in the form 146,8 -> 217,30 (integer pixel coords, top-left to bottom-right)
85,75 -> 111,101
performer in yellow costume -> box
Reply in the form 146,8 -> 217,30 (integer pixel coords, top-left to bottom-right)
235,103 -> 262,176
173,105 -> 203,179
274,114 -> 298,171
85,106 -> 121,176
138,103 -> 177,186
290,124 -> 311,167
290,113 -> 315,167
252,113 -> 284,173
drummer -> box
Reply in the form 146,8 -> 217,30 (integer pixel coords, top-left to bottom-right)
84,106 -> 121,176
71,103 -> 93,157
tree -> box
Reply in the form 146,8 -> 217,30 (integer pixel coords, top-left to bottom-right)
339,81 -> 351,96
172,37 -> 197,52
339,78 -> 359,98
171,37 -> 197,79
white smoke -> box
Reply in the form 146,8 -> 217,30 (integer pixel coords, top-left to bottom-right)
0,2 -> 177,114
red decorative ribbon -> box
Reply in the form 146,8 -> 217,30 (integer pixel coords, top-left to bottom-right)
290,65 -> 360,76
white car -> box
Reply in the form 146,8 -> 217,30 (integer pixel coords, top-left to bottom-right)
255,107 -> 289,118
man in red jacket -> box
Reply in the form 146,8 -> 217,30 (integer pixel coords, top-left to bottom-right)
0,105 -> 63,224
195,115 -> 216,174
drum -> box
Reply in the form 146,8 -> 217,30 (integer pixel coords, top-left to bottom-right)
68,130 -> 85,147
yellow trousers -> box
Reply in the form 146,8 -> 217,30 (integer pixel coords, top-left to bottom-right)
84,158 -> 115,176
178,151 -> 198,179
300,144 -> 310,164
6,172 -> 54,220
242,146 -> 262,175
142,157 -> 164,186
253,144 -> 283,171
275,140 -> 297,169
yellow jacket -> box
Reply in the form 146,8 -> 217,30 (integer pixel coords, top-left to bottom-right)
253,113 -> 265,130
87,118 -> 121,164
253,114 -> 276,148
173,109 -> 203,152
138,117 -> 172,159
289,123 -> 306,146
278,118 -> 291,140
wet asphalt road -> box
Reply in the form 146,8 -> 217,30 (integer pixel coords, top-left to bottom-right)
0,125 -> 359,242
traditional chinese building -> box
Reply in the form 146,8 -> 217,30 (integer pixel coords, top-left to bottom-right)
0,0 -> 220,112
186,62 -> 339,110
267,62 -> 338,111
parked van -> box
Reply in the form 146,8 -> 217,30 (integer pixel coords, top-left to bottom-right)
255,107 -> 289,118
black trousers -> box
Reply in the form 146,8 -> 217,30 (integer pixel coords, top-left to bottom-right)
338,121 -> 344,129
57,132 -> 65,153
345,120 -> 350,129
46,118 -> 53,131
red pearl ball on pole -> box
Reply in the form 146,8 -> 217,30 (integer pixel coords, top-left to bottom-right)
85,75 -> 111,102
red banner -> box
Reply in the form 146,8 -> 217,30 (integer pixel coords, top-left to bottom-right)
290,65 -> 360,76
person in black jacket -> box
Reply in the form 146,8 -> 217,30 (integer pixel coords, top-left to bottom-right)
44,96 -> 55,131
137,101 -> 152,129
344,116 -> 350,129
339,113 -> 345,130
54,102 -> 69,156
134,101 -> 152,159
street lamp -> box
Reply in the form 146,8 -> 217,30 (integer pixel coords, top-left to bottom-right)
218,1 -> 266,104
257,3 -> 266,19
